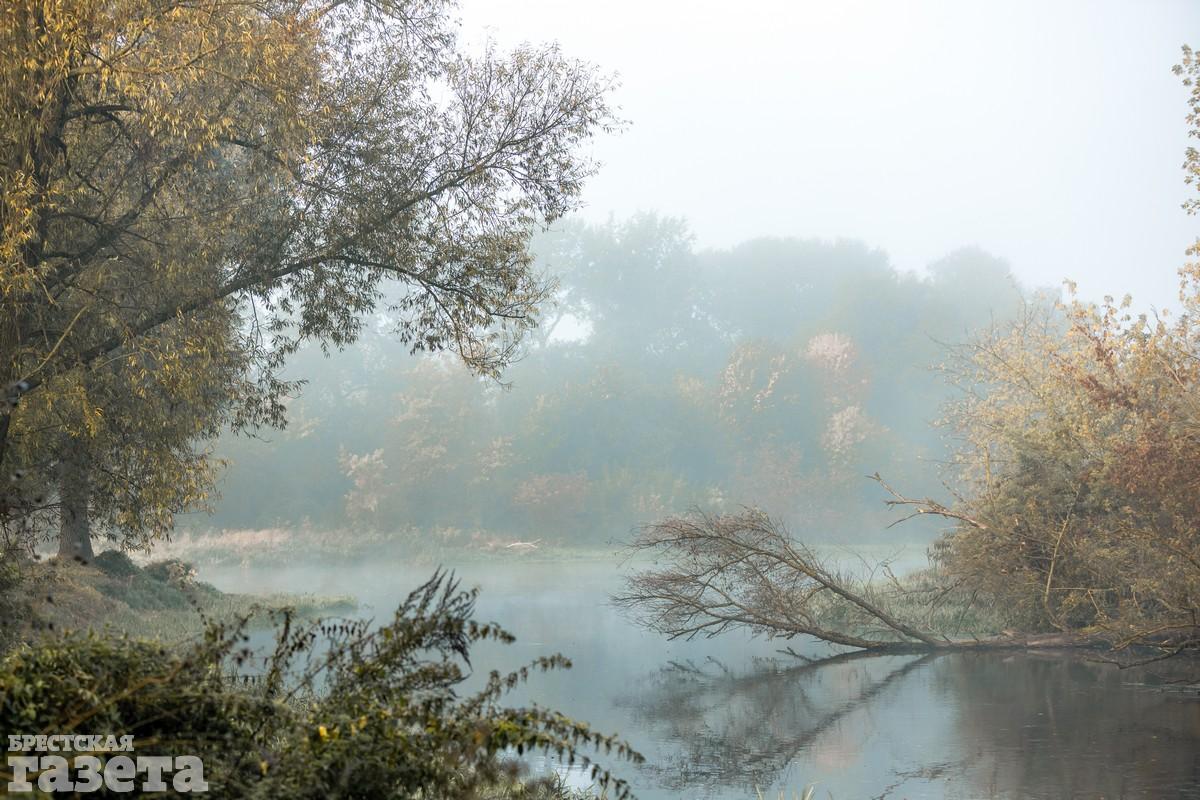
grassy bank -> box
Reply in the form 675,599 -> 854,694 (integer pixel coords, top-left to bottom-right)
1,571 -> 638,800
17,551 -> 356,642
156,525 -> 627,567
154,524 -> 932,572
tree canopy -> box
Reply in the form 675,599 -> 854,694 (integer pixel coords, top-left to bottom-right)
0,0 -> 616,553
206,218 -> 1031,547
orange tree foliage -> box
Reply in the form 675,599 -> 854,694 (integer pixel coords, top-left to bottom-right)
929,49 -> 1200,651
936,278 -> 1200,648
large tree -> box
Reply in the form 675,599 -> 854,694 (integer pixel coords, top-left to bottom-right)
0,0 -> 616,553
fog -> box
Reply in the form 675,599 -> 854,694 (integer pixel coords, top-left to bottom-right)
199,224 -> 1022,548
185,17 -> 1200,791
12,3 -> 1199,799
462,0 -> 1199,310
194,2 -> 1200,551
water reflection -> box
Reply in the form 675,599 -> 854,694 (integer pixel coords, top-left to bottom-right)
204,560 -> 1200,799
617,651 -> 927,791
620,649 -> 1200,799
929,654 -> 1200,799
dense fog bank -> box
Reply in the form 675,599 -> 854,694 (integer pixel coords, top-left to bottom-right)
204,215 -> 1038,546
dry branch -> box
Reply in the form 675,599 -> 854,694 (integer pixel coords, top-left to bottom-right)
869,473 -> 988,531
615,509 -> 1105,654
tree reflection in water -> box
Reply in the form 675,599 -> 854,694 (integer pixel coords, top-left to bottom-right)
615,650 -> 1200,798
930,653 -> 1200,799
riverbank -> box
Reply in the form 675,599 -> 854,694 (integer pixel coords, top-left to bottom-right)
2,567 -> 637,800
155,525 -> 628,567
151,525 -> 934,573
16,551 -> 356,642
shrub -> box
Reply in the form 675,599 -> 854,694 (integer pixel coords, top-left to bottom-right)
92,550 -> 141,579
936,288 -> 1200,646
0,571 -> 640,798
143,559 -> 199,587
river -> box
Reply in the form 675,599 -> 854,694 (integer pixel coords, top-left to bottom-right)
203,558 -> 1200,800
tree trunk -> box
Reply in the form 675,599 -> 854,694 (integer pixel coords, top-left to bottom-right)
57,443 -> 93,561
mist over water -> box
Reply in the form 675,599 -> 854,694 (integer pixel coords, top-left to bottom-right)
203,558 -> 1200,799
189,3 -> 1200,797
9,1 -> 1200,798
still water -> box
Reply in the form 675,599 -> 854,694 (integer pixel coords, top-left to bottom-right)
205,559 -> 1200,800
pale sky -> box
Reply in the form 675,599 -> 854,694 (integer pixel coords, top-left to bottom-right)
459,0 -> 1199,309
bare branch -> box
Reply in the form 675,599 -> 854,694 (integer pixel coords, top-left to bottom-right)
870,473 -> 989,530
614,509 -> 940,651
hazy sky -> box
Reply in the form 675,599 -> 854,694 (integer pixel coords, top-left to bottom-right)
459,0 -> 1199,309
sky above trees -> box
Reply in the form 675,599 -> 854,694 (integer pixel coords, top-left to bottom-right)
460,0 -> 1199,311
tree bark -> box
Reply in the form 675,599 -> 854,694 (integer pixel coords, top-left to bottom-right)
56,442 -> 93,561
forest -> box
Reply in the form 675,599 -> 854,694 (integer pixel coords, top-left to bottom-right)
1,1 -> 1198,799
207,221 -> 1028,548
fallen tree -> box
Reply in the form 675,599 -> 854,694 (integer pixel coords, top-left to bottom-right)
616,49 -> 1200,667
614,508 -> 1190,659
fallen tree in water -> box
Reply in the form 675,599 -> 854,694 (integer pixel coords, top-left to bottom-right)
614,509 -> 1186,657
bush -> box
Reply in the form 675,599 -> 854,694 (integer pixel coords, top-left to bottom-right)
143,558 -> 199,586
936,288 -> 1200,646
0,543 -> 28,652
0,571 -> 640,798
92,550 -> 141,579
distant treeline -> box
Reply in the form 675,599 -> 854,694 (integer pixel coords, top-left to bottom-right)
204,214 -> 1035,544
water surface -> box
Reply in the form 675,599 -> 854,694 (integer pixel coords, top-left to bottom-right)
205,559 -> 1200,799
